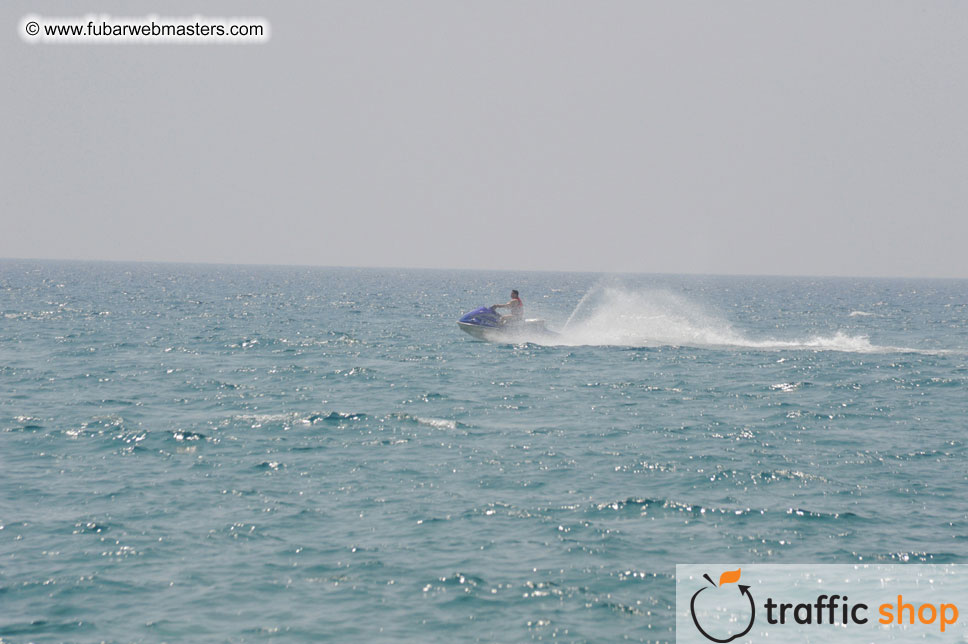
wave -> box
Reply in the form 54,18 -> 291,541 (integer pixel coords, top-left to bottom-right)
591,497 -> 862,521
537,287 -> 931,354
394,413 -> 459,430
231,410 -> 458,430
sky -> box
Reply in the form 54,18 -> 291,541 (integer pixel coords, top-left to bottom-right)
3,1 -> 967,278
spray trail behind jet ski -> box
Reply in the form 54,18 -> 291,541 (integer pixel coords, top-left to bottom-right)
545,286 -> 932,353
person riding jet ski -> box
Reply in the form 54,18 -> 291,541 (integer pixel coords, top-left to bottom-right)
491,290 -> 523,325
457,290 -> 555,340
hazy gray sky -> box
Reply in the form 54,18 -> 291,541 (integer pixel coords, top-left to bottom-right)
3,1 -> 967,278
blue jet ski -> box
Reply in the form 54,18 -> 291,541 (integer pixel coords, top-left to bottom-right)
457,306 -> 556,341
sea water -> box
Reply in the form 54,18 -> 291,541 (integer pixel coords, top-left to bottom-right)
1,260 -> 966,643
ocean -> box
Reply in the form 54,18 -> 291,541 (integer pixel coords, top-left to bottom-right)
2,260 -> 966,642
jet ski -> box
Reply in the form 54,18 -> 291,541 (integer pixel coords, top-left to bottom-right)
457,306 -> 557,341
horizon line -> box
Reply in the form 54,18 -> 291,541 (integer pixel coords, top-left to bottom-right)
0,255 -> 965,282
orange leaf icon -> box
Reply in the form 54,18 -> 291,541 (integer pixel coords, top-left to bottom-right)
719,568 -> 741,586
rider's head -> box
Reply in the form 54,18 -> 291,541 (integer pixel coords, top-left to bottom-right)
511,290 -> 519,299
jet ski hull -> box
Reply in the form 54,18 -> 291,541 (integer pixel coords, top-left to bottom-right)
457,321 -> 497,340
457,306 -> 557,341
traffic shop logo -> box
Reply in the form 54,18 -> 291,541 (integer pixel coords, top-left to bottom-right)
689,568 -> 755,643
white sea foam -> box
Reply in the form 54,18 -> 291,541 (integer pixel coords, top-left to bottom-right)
388,413 -> 459,430
413,417 -> 457,430
848,310 -> 875,317
539,287 -> 927,354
